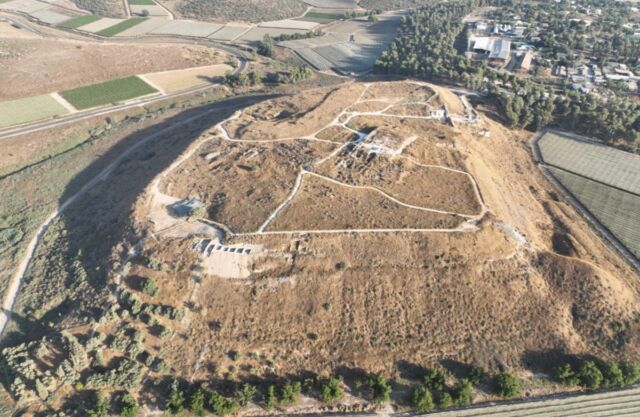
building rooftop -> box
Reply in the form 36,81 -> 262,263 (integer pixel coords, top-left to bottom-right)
490,39 -> 511,60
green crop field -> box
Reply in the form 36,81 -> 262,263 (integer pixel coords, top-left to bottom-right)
96,18 -> 147,36
128,0 -> 155,4
57,15 -> 101,29
299,12 -> 347,23
549,168 -> 640,259
60,76 -> 158,110
0,95 -> 69,128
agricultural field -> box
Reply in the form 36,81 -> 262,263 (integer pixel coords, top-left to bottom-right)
57,14 -> 101,28
281,13 -> 402,74
30,9 -> 73,24
0,95 -> 68,128
303,0 -> 358,7
298,11 -> 350,23
71,0 -> 126,17
95,17 -> 147,36
0,35 -> 228,100
176,0 -> 307,23
535,131 -> 640,263
60,76 -> 158,110
149,19 -> 223,37
142,63 -> 232,92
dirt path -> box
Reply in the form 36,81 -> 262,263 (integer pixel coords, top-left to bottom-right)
153,81 -> 488,239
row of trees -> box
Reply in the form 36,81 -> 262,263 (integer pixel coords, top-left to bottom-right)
554,359 -> 640,389
373,0 -> 640,149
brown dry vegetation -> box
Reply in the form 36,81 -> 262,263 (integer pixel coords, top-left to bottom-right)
0,37 -> 228,100
267,173 -> 465,231
136,82 -> 640,384
3,81 -> 640,413
225,84 -> 365,140
159,138 -> 336,233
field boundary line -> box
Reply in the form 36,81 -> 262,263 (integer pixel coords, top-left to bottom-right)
137,73 -> 166,95
50,92 -> 78,113
530,132 -> 640,272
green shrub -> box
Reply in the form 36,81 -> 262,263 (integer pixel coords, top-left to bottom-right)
141,278 -> 158,296
280,381 -> 302,405
554,363 -> 580,386
494,372 -> 521,398
189,387 -> 206,417
165,381 -> 186,415
86,391 -> 109,417
453,378 -> 473,406
208,390 -> 238,416
601,361 -> 624,388
578,361 -> 603,389
265,385 -> 277,411
437,391 -> 453,409
620,361 -> 640,385
236,383 -> 257,406
365,373 -> 392,404
424,368 -> 446,392
321,378 -> 344,404
468,366 -> 486,386
411,385 -> 434,413
119,393 -> 139,417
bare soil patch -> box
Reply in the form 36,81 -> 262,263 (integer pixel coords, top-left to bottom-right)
160,138 -> 336,233
225,84 -> 365,140
267,173 -> 465,231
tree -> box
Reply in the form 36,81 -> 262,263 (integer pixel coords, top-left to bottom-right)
578,361 -> 603,389
265,385 -> 277,411
468,366 -> 486,386
554,363 -> 580,387
424,368 -> 446,392
437,391 -> 453,409
280,381 -> 302,405
87,391 -> 110,417
365,373 -> 392,404
141,278 -> 158,296
453,378 -> 473,406
620,361 -> 640,385
119,393 -> 139,417
236,383 -> 257,406
249,71 -> 262,86
321,378 -> 344,404
166,381 -> 186,416
411,385 -> 434,413
257,35 -> 274,57
208,390 -> 238,416
601,361 -> 624,388
189,387 -> 206,417
494,372 -> 521,398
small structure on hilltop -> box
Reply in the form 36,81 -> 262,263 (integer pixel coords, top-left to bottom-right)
169,198 -> 206,218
